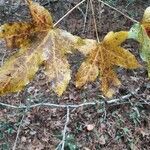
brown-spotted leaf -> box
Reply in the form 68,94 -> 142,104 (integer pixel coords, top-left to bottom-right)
43,29 -> 71,96
0,22 -> 34,48
1,0 -> 141,97
76,31 -> 140,98
0,32 -> 48,95
0,0 -> 53,49
27,0 -> 53,29
42,28 -> 97,96
0,28 -> 73,96
0,23 -> 97,96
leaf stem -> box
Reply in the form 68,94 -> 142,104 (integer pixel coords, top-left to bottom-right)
98,0 -> 139,23
53,0 -> 86,27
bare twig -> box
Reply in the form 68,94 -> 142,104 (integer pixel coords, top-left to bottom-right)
12,112 -> 26,150
55,107 -> 70,150
1,93 -> 149,111
53,0 -> 86,27
0,93 -> 147,110
98,0 -> 139,23
83,0 -> 89,33
61,107 -> 70,150
90,0 -> 100,42
77,6 -> 86,18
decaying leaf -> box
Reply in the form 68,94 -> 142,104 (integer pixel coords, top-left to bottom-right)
0,0 -> 97,96
27,0 -> 53,29
0,0 -> 143,97
42,28 -> 96,95
0,32 -> 47,95
129,7 -> 150,77
76,31 -> 140,98
0,22 -> 34,48
0,0 -> 54,95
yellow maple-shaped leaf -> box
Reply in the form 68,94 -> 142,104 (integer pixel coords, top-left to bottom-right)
43,28 -> 97,96
0,0 -> 53,95
76,31 -> 140,98
0,32 -> 48,95
0,0 -> 97,96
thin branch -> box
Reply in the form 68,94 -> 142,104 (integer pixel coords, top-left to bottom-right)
61,107 -> 70,150
12,113 -> 26,150
55,107 -> 70,150
83,0 -> 89,33
90,0 -> 100,42
0,93 -> 143,110
0,92 -> 149,111
98,0 -> 139,23
53,0 -> 86,27
77,6 -> 86,18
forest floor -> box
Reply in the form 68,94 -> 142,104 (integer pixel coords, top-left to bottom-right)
0,0 -> 150,149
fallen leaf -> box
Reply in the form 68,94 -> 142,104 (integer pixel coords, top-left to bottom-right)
0,32 -> 47,95
27,0 -> 53,29
76,31 -> 140,98
129,7 -> 150,77
0,0 -> 97,96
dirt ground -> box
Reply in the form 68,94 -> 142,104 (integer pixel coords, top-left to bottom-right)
0,0 -> 150,150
